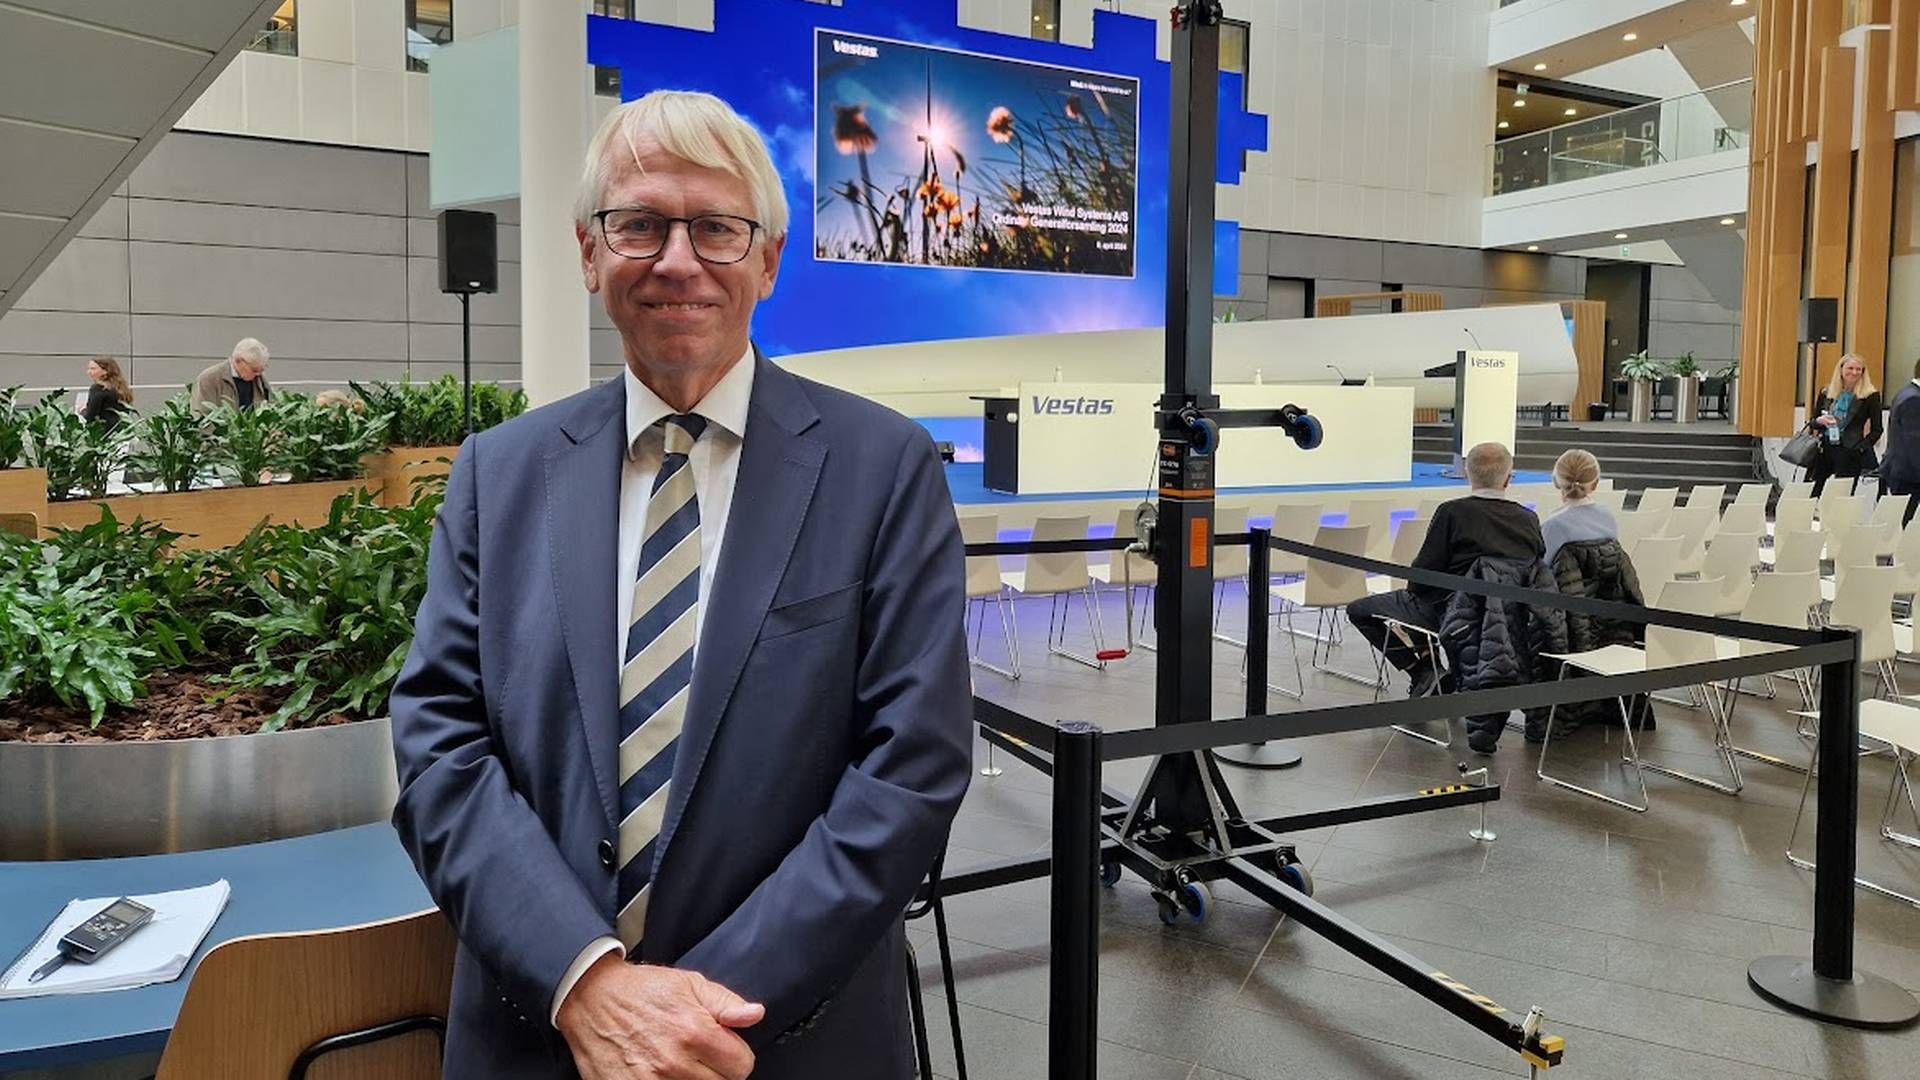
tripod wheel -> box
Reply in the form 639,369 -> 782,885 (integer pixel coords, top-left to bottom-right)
1176,880 -> 1210,923
1100,860 -> 1122,888
1278,863 -> 1314,897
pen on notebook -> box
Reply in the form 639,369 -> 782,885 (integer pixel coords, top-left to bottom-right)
27,953 -> 66,983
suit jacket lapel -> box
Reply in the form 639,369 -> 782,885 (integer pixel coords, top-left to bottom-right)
545,377 -> 627,831
654,351 -> 824,875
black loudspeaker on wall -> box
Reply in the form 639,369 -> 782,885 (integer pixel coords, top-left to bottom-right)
437,209 -> 498,295
1799,297 -> 1839,344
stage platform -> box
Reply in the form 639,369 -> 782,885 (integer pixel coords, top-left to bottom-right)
943,461 -> 1559,532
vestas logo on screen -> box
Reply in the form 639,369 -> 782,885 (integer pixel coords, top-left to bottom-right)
1031,395 -> 1116,416
831,38 -> 879,58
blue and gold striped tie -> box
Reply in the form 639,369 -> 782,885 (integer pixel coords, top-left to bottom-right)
615,412 -> 707,950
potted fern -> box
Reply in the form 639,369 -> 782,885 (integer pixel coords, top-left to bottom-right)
1620,350 -> 1663,423
1670,352 -> 1703,424
0,386 -> 44,518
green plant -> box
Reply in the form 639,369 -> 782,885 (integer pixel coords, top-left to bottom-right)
202,400 -> 278,485
351,376 -> 526,448
213,488 -> 441,731
0,385 -> 26,469
1619,350 -> 1664,382
40,507 -> 218,667
0,558 -> 151,726
275,395 -> 387,483
128,396 -> 210,493
1669,352 -> 1701,379
23,395 -> 130,500
1715,364 -> 1740,381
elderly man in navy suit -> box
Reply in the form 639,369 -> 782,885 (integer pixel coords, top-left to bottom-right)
389,90 -> 972,1080
1881,358 -> 1920,527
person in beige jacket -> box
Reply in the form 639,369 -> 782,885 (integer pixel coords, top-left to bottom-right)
190,338 -> 274,412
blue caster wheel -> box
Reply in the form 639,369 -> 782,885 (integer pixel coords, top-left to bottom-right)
1155,893 -> 1182,926
1176,880 -> 1210,923
1277,863 -> 1314,897
1100,860 -> 1122,888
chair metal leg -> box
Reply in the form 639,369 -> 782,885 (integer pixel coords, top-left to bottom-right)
1377,621 -> 1453,748
1634,683 -> 1743,795
905,940 -> 935,1079
1536,665 -> 1650,812
1044,586 -> 1108,669
966,594 -> 1021,681
931,897 -> 969,1080
1786,731 -> 1920,908
1309,606 -> 1389,688
1721,678 -> 1809,773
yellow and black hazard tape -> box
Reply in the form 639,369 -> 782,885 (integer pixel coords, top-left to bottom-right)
1428,972 -> 1566,1068
1417,783 -> 1475,797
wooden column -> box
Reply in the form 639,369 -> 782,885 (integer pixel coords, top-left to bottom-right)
1759,81 -> 1811,435
1849,30 -> 1896,387
1807,46 -> 1856,392
1801,2 -> 1844,142
1895,0 -> 1920,109
1569,300 -> 1607,410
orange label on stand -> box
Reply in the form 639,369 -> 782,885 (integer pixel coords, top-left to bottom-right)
1189,518 -> 1208,568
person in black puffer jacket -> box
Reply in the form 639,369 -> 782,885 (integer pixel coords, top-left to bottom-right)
1440,555 -> 1569,753
1549,537 -> 1650,735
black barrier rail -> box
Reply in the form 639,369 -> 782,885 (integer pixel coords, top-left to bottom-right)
963,522 -> 1918,1078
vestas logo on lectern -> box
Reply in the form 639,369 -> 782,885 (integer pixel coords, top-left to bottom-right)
1031,395 -> 1116,416
831,38 -> 879,58
1469,356 -> 1508,369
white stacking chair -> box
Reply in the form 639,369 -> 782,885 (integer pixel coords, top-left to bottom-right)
1828,564 -> 1903,698
1698,531 -> 1761,616
1782,480 -> 1816,501
1771,496 -> 1818,541
960,515 -> 1019,680
1718,502 -> 1766,540
1002,515 -> 1108,670
1415,495 -> 1449,519
1267,502 -> 1325,586
1212,506 -> 1254,646
1869,494 -> 1915,557
1733,483 -> 1773,506
1785,699 -> 1920,908
1684,484 -> 1726,510
1344,497 -> 1395,562
1629,535 -> 1684,608
1893,521 -> 1920,598
1591,488 -> 1629,514
1271,524 -> 1376,690
1715,570 -> 1821,768
1661,505 -> 1720,575
1616,508 -> 1671,559
1536,577 -> 1740,813
1635,487 -> 1679,515
1768,528 -> 1825,576
1091,506 -> 1156,648
1385,515 -> 1431,592
1819,487 -> 1868,535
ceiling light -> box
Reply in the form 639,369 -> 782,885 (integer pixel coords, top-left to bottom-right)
1731,0 -> 1747,6
1564,107 -> 1578,116
1527,245 -> 1540,252
1720,217 -> 1736,225
1623,31 -> 1639,42
1498,120 -> 1510,129
1533,62 -> 1547,72
1513,98 -> 1526,107
1614,232 -> 1629,239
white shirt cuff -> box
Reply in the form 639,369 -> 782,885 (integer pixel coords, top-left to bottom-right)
551,936 -> 625,1027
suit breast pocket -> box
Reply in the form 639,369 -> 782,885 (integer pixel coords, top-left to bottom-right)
759,580 -> 862,643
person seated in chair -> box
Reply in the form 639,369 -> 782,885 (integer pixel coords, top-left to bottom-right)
1348,442 -> 1546,702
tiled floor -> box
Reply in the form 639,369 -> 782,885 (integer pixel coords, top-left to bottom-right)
920,586 -> 1920,1079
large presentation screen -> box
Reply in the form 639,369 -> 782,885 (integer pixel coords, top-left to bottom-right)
813,29 -> 1139,278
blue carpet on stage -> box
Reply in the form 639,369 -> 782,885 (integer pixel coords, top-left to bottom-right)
944,461 -> 1552,505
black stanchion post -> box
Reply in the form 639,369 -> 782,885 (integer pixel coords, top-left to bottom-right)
1218,526 -> 1302,770
1748,628 -> 1920,1028
1049,721 -> 1101,1080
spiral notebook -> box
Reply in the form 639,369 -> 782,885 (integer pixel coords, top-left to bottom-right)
0,880 -> 230,999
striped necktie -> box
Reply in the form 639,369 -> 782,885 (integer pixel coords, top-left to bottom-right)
615,412 -> 707,950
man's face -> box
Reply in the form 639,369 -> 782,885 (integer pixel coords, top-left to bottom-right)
232,356 -> 262,381
578,135 -> 784,385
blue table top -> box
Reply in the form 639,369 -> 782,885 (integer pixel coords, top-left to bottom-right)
0,823 -> 433,1070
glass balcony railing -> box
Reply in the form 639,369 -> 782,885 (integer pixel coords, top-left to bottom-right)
1487,79 -> 1752,196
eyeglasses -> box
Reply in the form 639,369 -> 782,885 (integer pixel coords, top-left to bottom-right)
593,209 -> 761,264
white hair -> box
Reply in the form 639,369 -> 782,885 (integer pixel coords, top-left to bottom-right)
574,90 -> 788,240
230,338 -> 269,368
1465,442 -> 1513,490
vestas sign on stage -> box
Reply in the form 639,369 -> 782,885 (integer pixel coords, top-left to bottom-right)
1031,395 -> 1117,416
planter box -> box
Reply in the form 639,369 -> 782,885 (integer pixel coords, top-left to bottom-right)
0,467 -> 48,532
0,717 -> 397,860
46,479 -> 371,549
365,445 -> 460,507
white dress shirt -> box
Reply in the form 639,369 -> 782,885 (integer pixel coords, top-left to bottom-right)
549,345 -> 756,1026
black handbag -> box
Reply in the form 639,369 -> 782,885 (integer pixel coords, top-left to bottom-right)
1780,429 -> 1823,468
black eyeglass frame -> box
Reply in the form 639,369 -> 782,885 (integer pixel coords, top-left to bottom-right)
591,209 -> 763,264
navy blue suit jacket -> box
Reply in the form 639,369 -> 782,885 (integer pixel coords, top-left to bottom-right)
389,352 -> 972,1078
1881,382 -> 1920,489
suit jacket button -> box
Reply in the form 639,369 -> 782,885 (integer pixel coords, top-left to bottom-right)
598,838 -> 616,870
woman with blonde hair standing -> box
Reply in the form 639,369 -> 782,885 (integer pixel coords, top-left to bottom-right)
1807,353 -> 1882,496
1540,448 -> 1616,565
